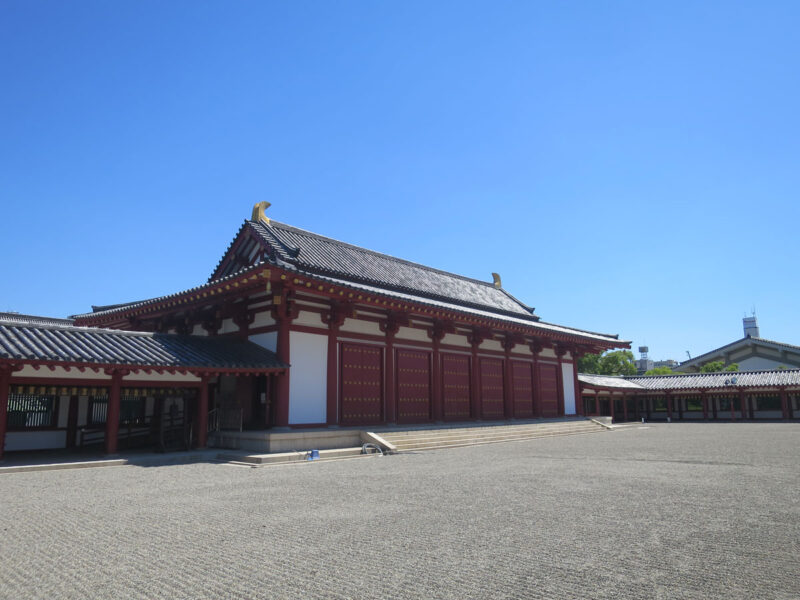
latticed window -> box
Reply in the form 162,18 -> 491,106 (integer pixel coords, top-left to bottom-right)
7,395 -> 57,429
88,396 -> 146,425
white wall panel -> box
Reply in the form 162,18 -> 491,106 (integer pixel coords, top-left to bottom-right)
340,318 -> 382,336
396,326 -> 428,342
561,362 -> 576,415
294,310 -> 323,328
252,311 -> 275,328
441,333 -> 470,348
289,331 -> 328,424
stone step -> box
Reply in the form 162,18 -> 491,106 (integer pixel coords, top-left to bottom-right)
380,423 -> 599,444
397,429 -> 604,452
388,429 -> 600,450
384,427 -> 599,448
378,420 -> 595,440
382,421 -> 605,452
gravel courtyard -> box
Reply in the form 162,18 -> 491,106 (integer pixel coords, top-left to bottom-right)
1,423 -> 798,600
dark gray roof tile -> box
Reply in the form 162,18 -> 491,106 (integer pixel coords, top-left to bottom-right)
251,220 -> 536,318
0,317 -> 286,371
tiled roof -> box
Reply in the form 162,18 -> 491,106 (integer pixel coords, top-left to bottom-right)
578,374 -> 645,389
292,267 -> 623,344
71,267 -> 257,320
678,336 -> 800,369
579,369 -> 800,391
627,369 -> 800,390
250,219 -> 536,318
0,317 -> 287,371
0,312 -> 74,327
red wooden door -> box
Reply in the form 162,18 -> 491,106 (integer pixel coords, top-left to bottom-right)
480,358 -> 505,419
512,360 -> 534,418
396,349 -> 432,423
340,343 -> 383,425
538,362 -> 559,418
442,353 -> 471,421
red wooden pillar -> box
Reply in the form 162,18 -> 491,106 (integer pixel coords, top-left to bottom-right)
780,388 -> 789,421
732,391 -> 740,422
665,391 -> 673,421
323,302 -> 351,427
622,393 -> 628,422
326,328 -> 339,426
595,395 -> 600,416
271,285 -> 295,429
105,370 -> 123,455
502,336 -> 515,420
573,359 -> 583,416
701,391 -> 708,421
529,341 -> 543,418
0,366 -> 11,461
383,326 -> 397,424
274,314 -> 291,427
196,375 -> 210,448
469,331 -> 484,420
430,328 -> 445,422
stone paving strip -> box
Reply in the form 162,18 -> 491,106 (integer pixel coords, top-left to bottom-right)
0,423 -> 798,599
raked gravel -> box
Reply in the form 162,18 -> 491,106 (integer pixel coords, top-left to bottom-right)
1,423 -> 798,599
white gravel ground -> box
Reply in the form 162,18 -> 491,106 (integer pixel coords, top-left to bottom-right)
0,423 -> 798,599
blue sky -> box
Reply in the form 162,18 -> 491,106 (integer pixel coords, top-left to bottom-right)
2,1 -> 799,363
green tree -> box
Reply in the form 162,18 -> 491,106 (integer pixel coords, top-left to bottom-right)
644,366 -> 675,376
578,350 -> 637,376
700,361 -> 739,373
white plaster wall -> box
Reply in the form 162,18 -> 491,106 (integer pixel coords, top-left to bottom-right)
294,309 -> 323,328
396,326 -> 428,342
219,318 -> 239,334
514,344 -> 532,355
288,331 -> 327,424
191,324 -> 208,336
250,332 -> 278,352
5,431 -> 67,451
441,333 -> 470,348
539,348 -> 557,359
12,366 -> 112,380
481,339 -> 503,353
340,318 -> 382,337
252,310 -> 275,329
561,363 -> 576,415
